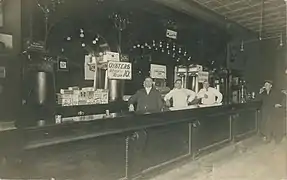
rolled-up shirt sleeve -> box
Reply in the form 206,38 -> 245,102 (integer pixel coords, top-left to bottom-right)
197,89 -> 205,99
164,90 -> 174,101
213,88 -> 223,103
186,89 -> 196,102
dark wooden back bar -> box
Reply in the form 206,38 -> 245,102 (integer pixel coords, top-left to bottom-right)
0,101 -> 261,180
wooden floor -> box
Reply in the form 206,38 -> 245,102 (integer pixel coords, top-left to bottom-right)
151,136 -> 287,180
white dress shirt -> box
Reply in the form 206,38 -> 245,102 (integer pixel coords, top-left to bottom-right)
145,87 -> 152,95
164,88 -> 196,108
197,87 -> 223,105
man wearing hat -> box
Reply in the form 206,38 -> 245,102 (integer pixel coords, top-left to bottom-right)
259,80 -> 284,143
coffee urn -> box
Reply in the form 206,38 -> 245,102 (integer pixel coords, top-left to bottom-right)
21,60 -> 56,126
92,53 -> 125,102
218,69 -> 230,104
208,68 -> 231,104
174,65 -> 201,93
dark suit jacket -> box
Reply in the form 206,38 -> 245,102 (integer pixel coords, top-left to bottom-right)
258,88 -> 284,121
128,88 -> 164,113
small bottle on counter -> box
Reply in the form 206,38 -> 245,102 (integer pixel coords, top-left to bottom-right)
105,110 -> 110,117
251,92 -> 255,99
55,115 -> 62,124
37,120 -> 46,127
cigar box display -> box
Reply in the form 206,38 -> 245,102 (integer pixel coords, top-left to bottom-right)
57,87 -> 109,106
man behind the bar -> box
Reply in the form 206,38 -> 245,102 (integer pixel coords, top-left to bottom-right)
128,77 -> 163,113
164,79 -> 196,109
258,80 -> 284,143
197,80 -> 223,105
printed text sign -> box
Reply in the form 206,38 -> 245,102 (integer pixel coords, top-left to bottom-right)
107,61 -> 132,80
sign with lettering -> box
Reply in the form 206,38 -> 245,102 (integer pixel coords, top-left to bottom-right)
103,52 -> 120,62
107,61 -> 132,80
166,29 -> 177,40
150,64 -> 167,79
198,71 -> 209,83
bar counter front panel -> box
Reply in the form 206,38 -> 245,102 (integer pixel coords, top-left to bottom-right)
0,101 -> 261,180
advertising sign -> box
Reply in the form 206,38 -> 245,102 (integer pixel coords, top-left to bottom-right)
107,61 -> 132,80
150,64 -> 167,79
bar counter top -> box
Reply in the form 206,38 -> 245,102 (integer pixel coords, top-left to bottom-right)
0,101 -> 262,180
2,101 -> 261,149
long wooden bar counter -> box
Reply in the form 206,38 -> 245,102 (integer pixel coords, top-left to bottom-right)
0,101 -> 261,180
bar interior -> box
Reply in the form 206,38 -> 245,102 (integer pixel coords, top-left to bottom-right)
0,0 -> 285,179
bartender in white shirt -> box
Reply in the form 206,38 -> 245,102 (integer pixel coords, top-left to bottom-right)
164,79 -> 196,108
197,80 -> 223,105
